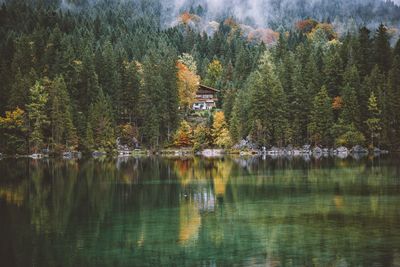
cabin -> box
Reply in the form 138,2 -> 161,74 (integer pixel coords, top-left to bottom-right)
192,84 -> 219,110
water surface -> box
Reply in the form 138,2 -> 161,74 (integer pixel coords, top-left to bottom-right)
1,156 -> 400,266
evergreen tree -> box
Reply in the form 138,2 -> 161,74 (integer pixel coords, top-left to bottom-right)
248,52 -> 287,146
355,26 -> 372,78
47,76 -> 78,151
365,92 -> 382,148
373,24 -> 392,74
340,84 -> 361,128
87,89 -> 115,152
308,86 -> 333,146
323,46 -> 343,97
27,81 -> 49,152
386,56 -> 400,148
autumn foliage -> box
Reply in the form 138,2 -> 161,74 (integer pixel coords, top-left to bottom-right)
332,96 -> 343,110
177,61 -> 200,113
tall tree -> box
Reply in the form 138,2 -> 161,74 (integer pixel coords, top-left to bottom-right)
27,81 -> 49,153
365,92 -> 382,148
176,56 -> 200,115
373,24 -> 392,74
87,89 -> 115,152
47,76 -> 78,151
308,86 -> 334,146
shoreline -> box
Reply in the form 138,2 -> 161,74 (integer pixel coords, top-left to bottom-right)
0,146 -> 393,159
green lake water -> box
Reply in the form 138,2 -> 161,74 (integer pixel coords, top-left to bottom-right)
1,156 -> 400,266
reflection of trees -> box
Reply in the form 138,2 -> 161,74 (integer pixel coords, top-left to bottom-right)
178,201 -> 201,245
0,156 -> 400,266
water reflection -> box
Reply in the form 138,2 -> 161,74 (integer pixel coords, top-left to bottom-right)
0,155 -> 400,266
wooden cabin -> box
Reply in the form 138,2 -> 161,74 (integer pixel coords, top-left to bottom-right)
192,84 -> 219,110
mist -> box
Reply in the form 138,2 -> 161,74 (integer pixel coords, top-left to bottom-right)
160,0 -> 400,28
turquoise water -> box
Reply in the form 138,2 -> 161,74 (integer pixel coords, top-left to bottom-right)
0,156 -> 400,266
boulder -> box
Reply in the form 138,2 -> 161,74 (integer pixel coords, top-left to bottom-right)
336,146 -> 349,154
351,145 -> 368,154
313,146 -> 323,154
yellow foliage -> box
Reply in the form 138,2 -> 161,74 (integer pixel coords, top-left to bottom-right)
0,107 -> 26,128
212,111 -> 232,148
174,120 -> 194,147
177,61 -> 200,111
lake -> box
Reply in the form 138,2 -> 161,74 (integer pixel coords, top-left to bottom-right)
1,155 -> 400,266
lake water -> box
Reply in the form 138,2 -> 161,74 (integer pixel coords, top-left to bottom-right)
1,155 -> 400,266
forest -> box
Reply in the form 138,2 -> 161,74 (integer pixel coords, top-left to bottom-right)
0,0 -> 400,154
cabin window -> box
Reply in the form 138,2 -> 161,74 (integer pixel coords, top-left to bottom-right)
198,94 -> 214,99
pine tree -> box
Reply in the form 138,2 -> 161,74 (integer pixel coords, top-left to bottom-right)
386,56 -> 400,148
308,86 -> 334,146
340,84 -> 361,128
47,76 -> 78,151
248,52 -> 287,146
373,24 -> 392,74
355,27 -> 372,78
365,92 -> 382,148
9,68 -> 37,109
27,81 -> 49,153
87,89 -> 115,152
323,46 -> 343,97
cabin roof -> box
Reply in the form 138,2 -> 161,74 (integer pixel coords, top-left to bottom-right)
199,84 -> 220,93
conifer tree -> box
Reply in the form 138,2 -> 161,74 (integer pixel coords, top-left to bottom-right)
87,89 -> 115,152
373,24 -> 392,74
386,56 -> 400,148
365,92 -> 381,148
308,86 -> 333,146
47,76 -> 78,151
27,81 -> 49,153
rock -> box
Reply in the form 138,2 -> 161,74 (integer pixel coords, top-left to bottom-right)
373,147 -> 381,154
63,151 -> 73,159
92,151 -> 107,158
313,146 -> 323,154
350,145 -> 368,154
301,144 -> 311,155
201,149 -> 224,158
30,153 -> 43,159
267,146 -> 280,155
336,146 -> 349,154
233,139 -> 257,150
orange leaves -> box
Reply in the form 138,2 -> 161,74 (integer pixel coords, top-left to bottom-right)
179,12 -> 201,25
174,120 -> 193,147
296,19 -> 338,41
176,60 -> 200,110
247,28 -> 279,45
180,12 -> 192,24
332,96 -> 343,110
296,19 -> 318,33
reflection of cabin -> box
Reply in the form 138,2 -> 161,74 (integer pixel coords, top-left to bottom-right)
192,84 -> 219,110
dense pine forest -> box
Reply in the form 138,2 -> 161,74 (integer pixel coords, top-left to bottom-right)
1,0 -> 400,155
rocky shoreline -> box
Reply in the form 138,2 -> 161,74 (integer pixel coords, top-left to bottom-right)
0,144 -> 391,160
